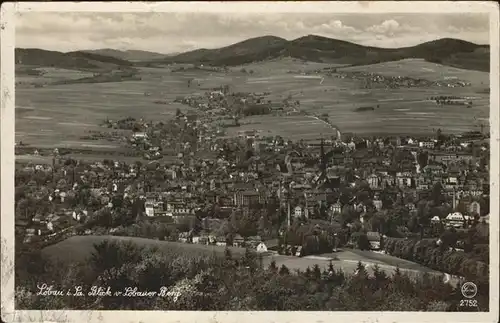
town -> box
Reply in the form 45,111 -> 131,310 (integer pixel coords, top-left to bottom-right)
15,85 -> 490,262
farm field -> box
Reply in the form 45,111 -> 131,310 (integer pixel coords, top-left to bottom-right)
15,68 -> 200,149
16,58 -> 490,151
16,67 -> 95,87
223,115 -> 337,141
231,56 -> 346,74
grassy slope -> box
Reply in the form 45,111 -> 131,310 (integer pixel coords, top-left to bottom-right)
41,235 -> 247,264
338,248 -> 436,272
41,235 -> 440,279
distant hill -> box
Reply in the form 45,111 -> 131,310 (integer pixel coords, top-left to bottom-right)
154,35 -> 288,65
15,48 -> 135,71
83,48 -> 170,62
147,35 -> 489,72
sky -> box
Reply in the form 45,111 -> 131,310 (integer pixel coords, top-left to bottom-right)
15,12 -> 490,54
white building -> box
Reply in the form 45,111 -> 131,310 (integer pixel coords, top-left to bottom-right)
294,206 -> 303,218
367,174 -> 380,189
446,212 -> 465,228
373,199 -> 383,211
256,242 -> 268,253
132,132 -> 148,141
145,201 -> 155,217
469,201 -> 481,216
330,202 -> 342,214
431,215 -> 441,223
419,141 -> 435,149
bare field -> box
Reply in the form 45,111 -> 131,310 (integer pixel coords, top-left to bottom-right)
232,57 -> 345,74
16,67 -> 95,86
15,69 -> 199,148
16,58 -> 490,149
224,115 -> 337,140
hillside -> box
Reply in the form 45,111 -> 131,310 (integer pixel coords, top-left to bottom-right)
15,48 -> 135,72
83,48 -> 169,61
41,235 -> 247,264
149,35 -> 489,72
150,35 -> 289,66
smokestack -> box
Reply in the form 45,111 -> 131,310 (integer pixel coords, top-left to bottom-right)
320,137 -> 326,172
52,157 -> 55,183
304,192 -> 308,217
453,187 -> 457,210
287,201 -> 291,227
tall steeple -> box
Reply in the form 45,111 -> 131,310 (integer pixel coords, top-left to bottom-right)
452,187 -> 457,210
320,137 -> 326,172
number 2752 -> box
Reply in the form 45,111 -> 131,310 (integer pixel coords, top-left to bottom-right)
460,299 -> 478,307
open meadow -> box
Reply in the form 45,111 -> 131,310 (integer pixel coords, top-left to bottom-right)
41,235 -> 247,262
41,235 -> 457,285
16,57 -> 489,151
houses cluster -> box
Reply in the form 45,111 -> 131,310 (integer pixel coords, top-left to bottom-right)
177,232 -> 271,253
331,70 -> 471,89
16,209 -> 77,243
430,205 -> 489,229
15,96 -> 490,255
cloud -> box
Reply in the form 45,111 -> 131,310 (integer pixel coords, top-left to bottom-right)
365,19 -> 421,37
367,19 -> 401,34
315,20 -> 360,34
15,12 -> 489,53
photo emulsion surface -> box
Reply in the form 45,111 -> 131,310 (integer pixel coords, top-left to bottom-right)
4,4 -> 497,317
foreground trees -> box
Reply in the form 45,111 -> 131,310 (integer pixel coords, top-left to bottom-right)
16,239 -> 489,311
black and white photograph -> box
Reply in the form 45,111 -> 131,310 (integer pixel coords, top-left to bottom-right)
1,1 -> 499,322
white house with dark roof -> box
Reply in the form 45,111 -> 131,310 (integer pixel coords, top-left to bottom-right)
431,215 -> 441,223
445,212 -> 465,228
366,232 -> 382,250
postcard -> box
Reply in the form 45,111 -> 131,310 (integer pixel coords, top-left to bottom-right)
1,1 -> 499,323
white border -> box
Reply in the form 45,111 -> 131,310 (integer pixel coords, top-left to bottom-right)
1,2 -> 499,323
